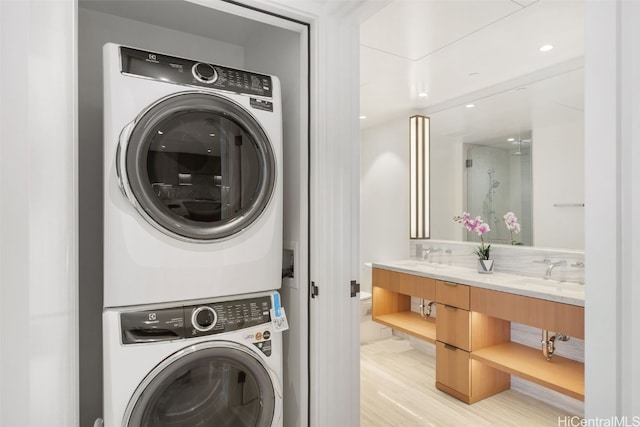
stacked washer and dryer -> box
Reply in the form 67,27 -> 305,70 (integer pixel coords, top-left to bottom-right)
102,43 -> 284,427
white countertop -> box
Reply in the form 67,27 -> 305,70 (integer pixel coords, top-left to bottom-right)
372,259 -> 585,307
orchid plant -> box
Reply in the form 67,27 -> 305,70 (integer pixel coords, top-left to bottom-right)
503,212 -> 522,245
454,212 -> 491,260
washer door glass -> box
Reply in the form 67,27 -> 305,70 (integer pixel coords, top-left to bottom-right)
122,92 -> 276,241
126,344 -> 276,427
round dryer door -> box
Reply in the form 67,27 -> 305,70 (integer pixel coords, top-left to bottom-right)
124,342 -> 278,427
118,91 -> 276,241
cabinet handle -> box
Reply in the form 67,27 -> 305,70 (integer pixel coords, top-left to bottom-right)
443,282 -> 457,287
445,305 -> 457,311
444,343 -> 457,351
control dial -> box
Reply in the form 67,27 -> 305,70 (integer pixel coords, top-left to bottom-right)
192,62 -> 218,84
191,306 -> 218,332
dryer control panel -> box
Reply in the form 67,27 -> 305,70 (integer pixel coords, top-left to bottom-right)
120,46 -> 273,98
120,295 -> 272,344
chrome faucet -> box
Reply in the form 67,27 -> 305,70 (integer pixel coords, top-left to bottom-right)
534,259 -> 567,280
546,260 -> 566,279
422,247 -> 442,261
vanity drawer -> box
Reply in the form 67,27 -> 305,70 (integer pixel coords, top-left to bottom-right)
436,281 -> 470,309
436,341 -> 470,396
436,304 -> 471,351
373,268 -> 436,300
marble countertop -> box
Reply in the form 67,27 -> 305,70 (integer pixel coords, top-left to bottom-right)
372,259 -> 585,307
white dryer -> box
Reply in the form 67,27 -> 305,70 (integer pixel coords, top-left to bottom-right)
103,43 -> 283,307
103,291 -> 283,427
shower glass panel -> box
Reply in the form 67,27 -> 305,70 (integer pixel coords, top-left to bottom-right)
465,143 -> 533,246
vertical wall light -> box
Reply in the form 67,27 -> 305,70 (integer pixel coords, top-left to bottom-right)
410,115 -> 430,239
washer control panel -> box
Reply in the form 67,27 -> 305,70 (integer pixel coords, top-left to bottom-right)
120,295 -> 273,344
120,46 -> 273,98
186,295 -> 272,338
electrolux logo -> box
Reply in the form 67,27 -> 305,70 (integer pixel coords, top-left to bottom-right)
146,53 -> 159,64
558,416 -> 640,427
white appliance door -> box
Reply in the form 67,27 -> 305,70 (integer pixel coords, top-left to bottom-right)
119,91 -> 276,241
124,342 -> 277,427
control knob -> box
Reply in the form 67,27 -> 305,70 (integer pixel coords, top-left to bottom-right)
191,306 -> 217,332
192,62 -> 217,84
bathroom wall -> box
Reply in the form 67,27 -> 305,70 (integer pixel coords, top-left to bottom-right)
359,119 -> 411,294
359,115 -> 468,291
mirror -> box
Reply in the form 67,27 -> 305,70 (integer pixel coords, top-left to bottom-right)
429,66 -> 584,250
359,0 -> 585,251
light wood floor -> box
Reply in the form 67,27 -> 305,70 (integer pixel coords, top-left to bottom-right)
361,336 -> 580,427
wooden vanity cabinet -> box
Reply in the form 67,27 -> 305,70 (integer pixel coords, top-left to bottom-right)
436,304 -> 470,350
434,281 -> 511,403
435,342 -> 471,396
435,280 -> 470,309
371,267 -> 585,404
372,268 -> 437,343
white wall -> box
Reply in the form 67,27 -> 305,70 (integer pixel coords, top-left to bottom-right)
532,119 -> 584,250
360,119 -> 410,292
0,1 -> 78,425
359,114 -> 465,276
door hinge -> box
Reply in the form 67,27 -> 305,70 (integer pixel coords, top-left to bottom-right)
350,280 -> 360,298
466,159 -> 473,168
311,282 -> 319,299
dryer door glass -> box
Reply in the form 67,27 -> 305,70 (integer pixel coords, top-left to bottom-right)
125,344 -> 276,427
122,92 -> 276,241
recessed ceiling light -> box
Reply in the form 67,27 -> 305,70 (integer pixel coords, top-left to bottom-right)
359,115 -> 367,120
209,133 -> 216,137
507,138 -> 515,142
465,104 -> 475,108
418,92 -> 428,98
157,130 -> 164,135
539,44 -> 554,52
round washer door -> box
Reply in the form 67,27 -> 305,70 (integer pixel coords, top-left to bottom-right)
124,342 -> 278,427
118,91 -> 276,241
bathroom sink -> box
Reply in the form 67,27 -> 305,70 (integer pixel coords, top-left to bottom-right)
390,260 -> 452,273
503,277 -> 582,293
505,277 -> 559,287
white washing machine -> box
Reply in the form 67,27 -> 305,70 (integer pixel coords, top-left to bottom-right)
103,43 -> 283,307
103,291 -> 283,427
